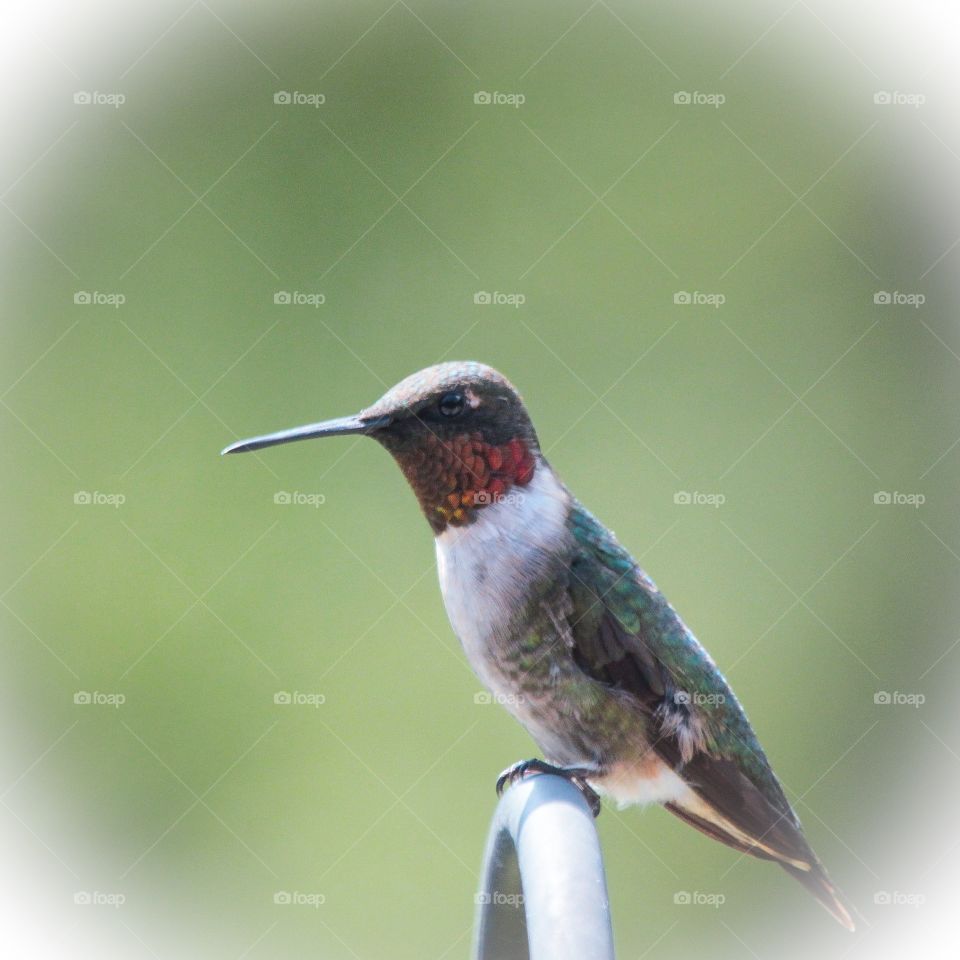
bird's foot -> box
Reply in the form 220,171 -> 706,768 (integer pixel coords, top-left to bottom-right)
495,758 -> 604,818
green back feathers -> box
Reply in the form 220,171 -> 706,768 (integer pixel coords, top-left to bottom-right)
567,501 -> 784,801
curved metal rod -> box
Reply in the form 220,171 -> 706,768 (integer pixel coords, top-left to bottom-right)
472,773 -> 616,960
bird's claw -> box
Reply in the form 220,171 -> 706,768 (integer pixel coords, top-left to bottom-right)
495,758 -> 603,817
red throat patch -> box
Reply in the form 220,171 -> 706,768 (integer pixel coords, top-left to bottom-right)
394,432 -> 536,532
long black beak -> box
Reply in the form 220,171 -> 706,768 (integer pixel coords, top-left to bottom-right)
221,413 -> 391,455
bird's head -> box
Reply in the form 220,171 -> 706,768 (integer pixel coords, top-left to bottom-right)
222,362 -> 541,533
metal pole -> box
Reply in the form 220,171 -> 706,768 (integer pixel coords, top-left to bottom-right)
473,773 -> 616,960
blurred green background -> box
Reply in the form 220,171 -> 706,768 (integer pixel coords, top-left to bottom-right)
3,1 -> 960,957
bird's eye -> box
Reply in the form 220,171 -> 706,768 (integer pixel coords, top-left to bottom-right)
438,391 -> 466,417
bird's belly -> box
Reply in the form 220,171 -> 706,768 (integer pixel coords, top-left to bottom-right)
592,756 -> 691,807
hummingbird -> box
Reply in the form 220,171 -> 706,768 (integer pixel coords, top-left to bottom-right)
223,361 -> 854,930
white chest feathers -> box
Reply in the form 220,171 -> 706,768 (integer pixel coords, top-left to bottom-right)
434,464 -> 570,686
